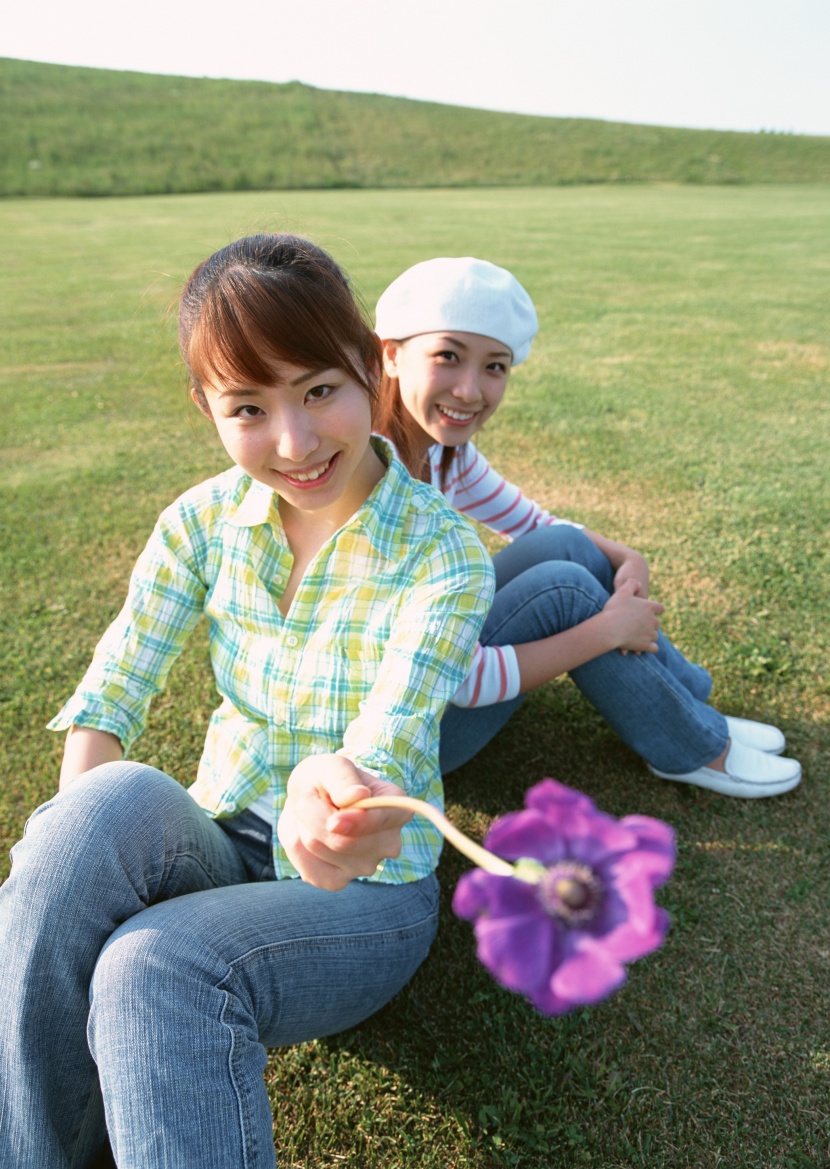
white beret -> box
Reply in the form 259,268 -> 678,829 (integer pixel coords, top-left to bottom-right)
375,257 -> 538,366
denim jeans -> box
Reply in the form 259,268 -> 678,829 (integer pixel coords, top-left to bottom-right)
0,762 -> 439,1169
439,526 -> 728,774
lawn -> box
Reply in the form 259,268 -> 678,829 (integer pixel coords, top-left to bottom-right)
1,185 -> 828,1167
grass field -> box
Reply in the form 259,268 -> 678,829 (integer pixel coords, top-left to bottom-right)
1,185 -> 828,1167
3,56 -> 830,197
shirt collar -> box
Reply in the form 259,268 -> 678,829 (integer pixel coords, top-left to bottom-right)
227,476 -> 280,529
226,436 -> 412,561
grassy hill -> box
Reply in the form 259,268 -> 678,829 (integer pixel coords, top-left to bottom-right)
3,55 -> 830,197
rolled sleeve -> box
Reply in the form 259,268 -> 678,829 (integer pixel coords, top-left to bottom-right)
341,523 -> 494,796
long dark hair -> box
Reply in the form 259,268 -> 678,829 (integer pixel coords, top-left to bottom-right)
179,233 -> 381,405
375,368 -> 458,487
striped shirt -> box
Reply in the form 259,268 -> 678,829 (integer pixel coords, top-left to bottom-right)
428,442 -> 583,709
50,438 -> 494,883
429,441 -> 582,541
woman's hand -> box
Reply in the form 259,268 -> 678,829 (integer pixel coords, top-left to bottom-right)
278,754 -> 413,892
612,549 -> 650,598
582,529 -> 651,598
602,579 -> 664,655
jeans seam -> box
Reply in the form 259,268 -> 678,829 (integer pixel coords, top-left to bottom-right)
223,913 -> 440,972
216,987 -> 261,1169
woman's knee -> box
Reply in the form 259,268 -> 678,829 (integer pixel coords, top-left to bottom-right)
544,525 -> 614,586
7,763 -> 222,924
492,525 -> 612,590
483,559 -> 610,647
18,763 -> 183,860
501,559 -> 607,618
65,759 -> 182,806
536,524 -> 593,559
88,916 -> 212,1074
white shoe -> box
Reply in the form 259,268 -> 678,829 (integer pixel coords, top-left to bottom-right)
648,739 -> 801,798
725,716 -> 786,755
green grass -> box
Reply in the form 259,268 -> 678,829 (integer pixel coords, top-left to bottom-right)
3,56 -> 830,197
1,186 -> 829,1167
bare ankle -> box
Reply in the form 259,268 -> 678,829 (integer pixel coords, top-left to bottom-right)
706,739 -> 731,772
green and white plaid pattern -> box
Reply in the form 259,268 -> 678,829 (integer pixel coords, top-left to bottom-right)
50,438 -> 494,882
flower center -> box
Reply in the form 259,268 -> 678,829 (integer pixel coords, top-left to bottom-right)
536,861 -> 603,925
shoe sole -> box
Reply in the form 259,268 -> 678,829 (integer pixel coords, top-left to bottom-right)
648,764 -> 801,799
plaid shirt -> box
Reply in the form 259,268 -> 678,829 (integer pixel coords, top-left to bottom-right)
50,438 -> 493,882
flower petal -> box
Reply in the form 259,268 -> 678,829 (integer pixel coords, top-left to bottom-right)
484,809 -> 567,865
523,981 -> 579,1016
564,822 -> 639,869
615,815 -> 676,886
601,904 -> 672,962
583,882 -> 629,938
453,869 -> 543,919
524,778 -> 598,819
473,911 -> 559,995
551,938 -> 628,1006
611,867 -> 671,939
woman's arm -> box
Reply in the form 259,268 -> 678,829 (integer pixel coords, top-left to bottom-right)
339,514 -> 494,773
444,443 -> 581,541
48,492 -> 210,760
512,581 -> 664,693
451,576 -> 664,707
59,726 -> 123,789
582,528 -> 650,597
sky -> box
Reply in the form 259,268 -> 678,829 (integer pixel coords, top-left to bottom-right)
5,0 -> 830,137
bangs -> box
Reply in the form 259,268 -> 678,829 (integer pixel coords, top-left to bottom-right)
185,264 -> 379,398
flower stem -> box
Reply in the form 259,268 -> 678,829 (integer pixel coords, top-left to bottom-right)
352,796 -> 515,877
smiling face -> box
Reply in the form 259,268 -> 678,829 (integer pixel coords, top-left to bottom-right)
194,358 -> 382,528
382,331 -> 511,454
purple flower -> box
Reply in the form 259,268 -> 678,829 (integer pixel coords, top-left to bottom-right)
452,779 -> 675,1016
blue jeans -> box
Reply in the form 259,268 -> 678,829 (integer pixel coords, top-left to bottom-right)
0,762 -> 439,1169
439,526 -> 728,775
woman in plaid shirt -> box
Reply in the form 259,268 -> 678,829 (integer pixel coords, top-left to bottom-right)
0,235 -> 493,1169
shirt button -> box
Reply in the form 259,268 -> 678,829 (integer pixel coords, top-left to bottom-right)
285,634 -> 299,647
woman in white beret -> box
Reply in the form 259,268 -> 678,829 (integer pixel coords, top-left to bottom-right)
374,257 -> 800,799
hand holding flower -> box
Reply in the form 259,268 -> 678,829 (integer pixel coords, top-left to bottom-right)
356,778 -> 675,1016
279,754 -> 411,892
